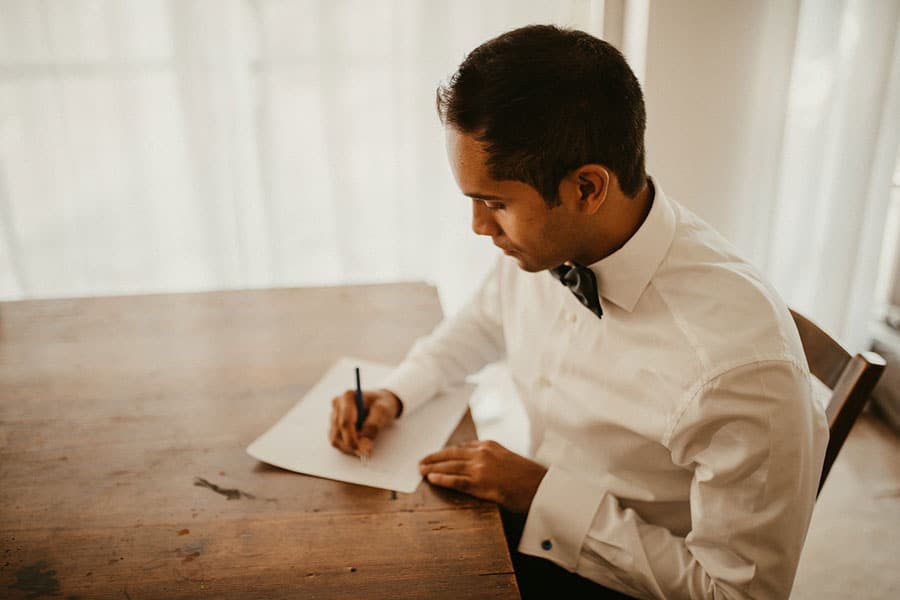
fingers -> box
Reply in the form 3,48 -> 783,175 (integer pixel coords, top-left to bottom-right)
329,405 -> 354,455
330,389 -> 403,459
419,448 -> 478,492
338,391 -> 360,451
418,442 -> 505,504
423,472 -> 473,492
420,446 -> 474,464
359,398 -> 392,441
361,389 -> 387,410
417,440 -> 540,510
329,391 -> 360,456
356,392 -> 400,458
357,437 -> 373,459
419,460 -> 470,477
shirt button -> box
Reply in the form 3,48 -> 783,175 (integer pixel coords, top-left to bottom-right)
537,375 -> 551,388
541,539 -> 553,551
566,312 -> 577,323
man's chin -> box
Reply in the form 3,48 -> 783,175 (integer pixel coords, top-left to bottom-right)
498,248 -> 551,272
512,256 -> 546,273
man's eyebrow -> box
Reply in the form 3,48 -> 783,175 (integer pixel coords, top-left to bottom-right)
464,192 -> 505,200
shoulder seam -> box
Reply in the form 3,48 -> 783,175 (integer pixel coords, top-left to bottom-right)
661,355 -> 809,448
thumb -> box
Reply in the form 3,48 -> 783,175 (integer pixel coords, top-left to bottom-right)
357,399 -> 393,456
359,408 -> 389,442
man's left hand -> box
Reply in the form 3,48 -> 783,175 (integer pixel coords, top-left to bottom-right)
419,440 -> 548,514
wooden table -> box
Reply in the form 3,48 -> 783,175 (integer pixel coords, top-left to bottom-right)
0,284 -> 519,599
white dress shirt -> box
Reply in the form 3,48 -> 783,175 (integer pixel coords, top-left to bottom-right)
382,180 -> 828,599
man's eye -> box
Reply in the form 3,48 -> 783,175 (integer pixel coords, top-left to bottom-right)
484,201 -> 505,210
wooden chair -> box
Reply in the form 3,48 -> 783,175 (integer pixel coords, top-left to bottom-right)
789,309 -> 886,496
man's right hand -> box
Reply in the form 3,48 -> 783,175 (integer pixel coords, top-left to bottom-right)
329,388 -> 403,459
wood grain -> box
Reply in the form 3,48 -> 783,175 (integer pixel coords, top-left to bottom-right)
0,285 -> 518,599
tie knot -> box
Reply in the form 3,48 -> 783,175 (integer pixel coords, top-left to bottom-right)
550,264 -> 603,319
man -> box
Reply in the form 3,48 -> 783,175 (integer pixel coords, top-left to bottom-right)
329,25 -> 827,599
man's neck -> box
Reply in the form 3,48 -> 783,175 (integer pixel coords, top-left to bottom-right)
573,178 -> 654,266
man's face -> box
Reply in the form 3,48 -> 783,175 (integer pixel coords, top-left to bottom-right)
445,128 -> 581,272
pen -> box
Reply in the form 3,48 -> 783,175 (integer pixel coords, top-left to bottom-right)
355,367 -> 368,464
354,366 -> 366,430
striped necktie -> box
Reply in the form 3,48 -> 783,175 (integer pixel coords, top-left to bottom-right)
550,263 -> 603,319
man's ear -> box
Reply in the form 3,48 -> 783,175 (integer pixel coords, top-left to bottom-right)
569,165 -> 609,215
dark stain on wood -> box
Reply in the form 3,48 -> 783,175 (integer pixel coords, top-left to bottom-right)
174,540 -> 205,565
390,490 -> 397,501
177,529 -> 190,536
193,477 -> 255,500
10,560 -> 60,598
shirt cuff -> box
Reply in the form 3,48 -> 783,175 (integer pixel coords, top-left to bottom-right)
379,360 -> 442,417
519,465 -> 608,571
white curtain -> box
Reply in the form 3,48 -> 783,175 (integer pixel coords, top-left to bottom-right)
763,0 -> 900,350
1,0 -> 897,350
641,0 -> 898,352
0,0 -> 605,312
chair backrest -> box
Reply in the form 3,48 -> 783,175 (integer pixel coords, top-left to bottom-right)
789,309 -> 886,496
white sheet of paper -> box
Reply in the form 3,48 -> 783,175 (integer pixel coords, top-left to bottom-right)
246,357 -> 471,494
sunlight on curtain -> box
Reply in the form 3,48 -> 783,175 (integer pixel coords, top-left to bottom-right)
763,0 -> 900,348
2,0 -> 895,348
0,0 -> 604,312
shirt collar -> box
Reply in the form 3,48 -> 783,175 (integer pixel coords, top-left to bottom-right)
588,177 -> 676,312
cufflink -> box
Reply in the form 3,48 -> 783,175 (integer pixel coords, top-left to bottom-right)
541,539 -> 553,551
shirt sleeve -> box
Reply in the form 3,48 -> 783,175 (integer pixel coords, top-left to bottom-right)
518,359 -> 829,599
380,257 -> 506,416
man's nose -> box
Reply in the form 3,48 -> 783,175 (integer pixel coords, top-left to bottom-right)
471,200 -> 500,237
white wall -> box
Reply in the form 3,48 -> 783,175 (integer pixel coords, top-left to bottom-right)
643,0 -> 800,268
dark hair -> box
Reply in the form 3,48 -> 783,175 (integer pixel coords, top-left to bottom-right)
437,25 -> 646,205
